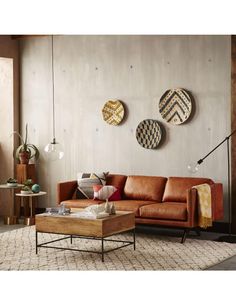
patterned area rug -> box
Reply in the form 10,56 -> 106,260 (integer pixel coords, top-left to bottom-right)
1,226 -> 236,270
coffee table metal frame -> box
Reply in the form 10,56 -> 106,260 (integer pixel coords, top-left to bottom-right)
35,228 -> 135,262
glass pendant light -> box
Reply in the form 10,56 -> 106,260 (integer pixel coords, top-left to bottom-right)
187,162 -> 200,173
44,35 -> 64,161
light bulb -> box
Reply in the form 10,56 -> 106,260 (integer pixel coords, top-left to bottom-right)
187,162 -> 199,174
44,140 -> 64,161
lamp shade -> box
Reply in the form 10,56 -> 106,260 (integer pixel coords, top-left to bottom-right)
44,140 -> 64,161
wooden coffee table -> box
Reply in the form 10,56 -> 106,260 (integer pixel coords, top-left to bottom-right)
35,210 -> 135,262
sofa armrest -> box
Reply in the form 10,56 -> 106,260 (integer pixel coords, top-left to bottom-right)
187,183 -> 224,226
57,180 -> 77,205
210,183 -> 224,220
186,188 -> 198,227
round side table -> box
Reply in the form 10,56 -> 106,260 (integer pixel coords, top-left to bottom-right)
15,191 -> 47,225
0,184 -> 24,225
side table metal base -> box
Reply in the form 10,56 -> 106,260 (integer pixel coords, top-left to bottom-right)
24,217 -> 35,226
4,216 -> 18,225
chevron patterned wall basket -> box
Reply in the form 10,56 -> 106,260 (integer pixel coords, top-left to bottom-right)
159,88 -> 193,125
136,119 -> 162,149
102,100 -> 125,125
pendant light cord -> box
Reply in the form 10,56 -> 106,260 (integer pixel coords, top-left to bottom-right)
51,35 -> 56,144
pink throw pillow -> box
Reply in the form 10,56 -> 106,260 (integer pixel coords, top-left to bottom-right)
93,185 -> 121,201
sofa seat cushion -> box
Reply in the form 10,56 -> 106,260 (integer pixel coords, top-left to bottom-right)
163,177 -> 214,202
61,199 -> 103,209
113,200 -> 157,216
123,175 -> 167,201
139,202 -> 187,221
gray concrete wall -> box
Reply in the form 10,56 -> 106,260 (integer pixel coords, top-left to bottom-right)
20,35 -> 231,221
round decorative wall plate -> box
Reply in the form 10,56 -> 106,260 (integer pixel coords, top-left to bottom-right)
136,119 -> 162,149
102,100 -> 125,126
159,88 -> 193,125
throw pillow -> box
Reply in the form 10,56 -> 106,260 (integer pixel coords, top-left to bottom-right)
93,185 -> 121,201
76,172 -> 109,199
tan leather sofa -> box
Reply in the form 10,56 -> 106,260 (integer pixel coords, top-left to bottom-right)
57,174 -> 223,243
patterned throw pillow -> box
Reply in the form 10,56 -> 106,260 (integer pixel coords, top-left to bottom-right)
75,172 -> 109,199
93,185 -> 121,201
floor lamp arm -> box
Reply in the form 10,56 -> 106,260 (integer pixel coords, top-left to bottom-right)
197,129 -> 236,164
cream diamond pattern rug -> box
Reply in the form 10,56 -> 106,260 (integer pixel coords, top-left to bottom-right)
1,227 -> 236,270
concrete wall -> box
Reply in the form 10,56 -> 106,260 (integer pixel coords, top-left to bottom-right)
20,35 -> 231,221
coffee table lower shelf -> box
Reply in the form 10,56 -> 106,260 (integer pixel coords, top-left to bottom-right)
35,229 -> 136,262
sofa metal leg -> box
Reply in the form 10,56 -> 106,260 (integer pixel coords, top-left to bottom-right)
195,228 -> 201,236
181,229 -> 189,244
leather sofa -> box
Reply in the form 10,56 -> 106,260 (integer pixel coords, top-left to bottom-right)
57,174 -> 223,243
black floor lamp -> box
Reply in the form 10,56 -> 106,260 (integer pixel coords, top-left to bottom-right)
188,129 -> 236,243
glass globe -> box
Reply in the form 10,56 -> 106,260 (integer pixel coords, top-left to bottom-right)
187,162 -> 199,174
44,140 -> 64,161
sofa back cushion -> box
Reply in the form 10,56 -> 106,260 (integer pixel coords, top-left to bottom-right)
123,175 -> 167,201
106,174 -> 127,196
163,177 -> 214,202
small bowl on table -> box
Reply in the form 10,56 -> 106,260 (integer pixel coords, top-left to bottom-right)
21,190 -> 33,194
7,182 -> 18,187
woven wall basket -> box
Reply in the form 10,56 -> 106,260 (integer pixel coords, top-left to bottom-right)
159,88 -> 193,125
102,100 -> 125,125
136,119 -> 162,149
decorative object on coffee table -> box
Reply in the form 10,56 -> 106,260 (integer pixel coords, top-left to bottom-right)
46,206 -> 71,215
102,100 -> 125,125
159,88 -> 193,125
12,123 -> 40,164
44,35 -> 64,161
15,191 -> 47,225
104,200 -> 116,215
105,199 -> 110,214
110,202 -> 116,215
136,119 -> 162,149
75,204 -> 109,219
